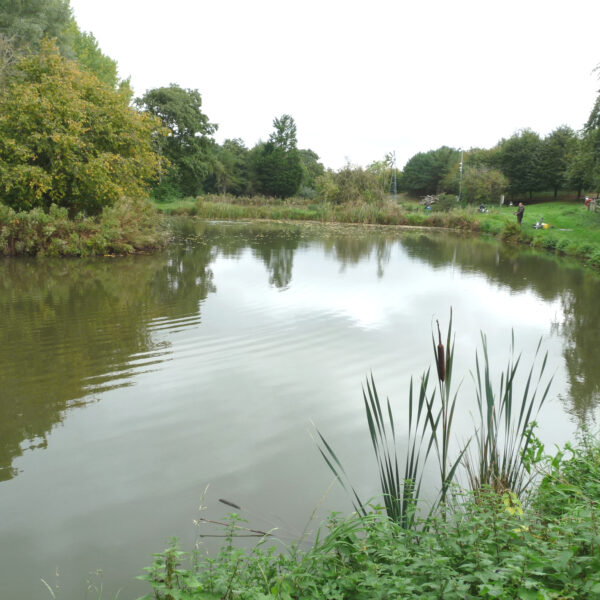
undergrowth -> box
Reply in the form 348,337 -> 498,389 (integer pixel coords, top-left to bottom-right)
140,435 -> 600,599
0,197 -> 168,256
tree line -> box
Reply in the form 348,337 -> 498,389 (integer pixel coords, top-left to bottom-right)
0,0 -> 325,216
1,0 -> 599,217
399,82 -> 600,203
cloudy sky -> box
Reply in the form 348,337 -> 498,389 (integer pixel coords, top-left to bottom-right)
69,0 -> 600,170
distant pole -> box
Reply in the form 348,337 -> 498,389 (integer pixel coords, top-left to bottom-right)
388,151 -> 397,197
457,149 -> 463,203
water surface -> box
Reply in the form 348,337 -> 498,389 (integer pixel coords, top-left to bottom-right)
1,220 -> 599,598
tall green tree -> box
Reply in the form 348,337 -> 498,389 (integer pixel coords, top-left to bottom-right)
566,135 -> 595,198
0,39 -> 163,214
538,126 -> 577,198
208,138 -> 250,196
0,0 -> 73,54
1,1 -> 127,91
461,166 -> 507,204
136,85 -> 217,197
581,67 -> 600,193
497,129 -> 544,199
401,146 -> 459,196
298,148 -> 325,194
251,114 -> 303,198
68,24 -> 121,89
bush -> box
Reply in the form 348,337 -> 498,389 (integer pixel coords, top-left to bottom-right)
0,198 -> 167,256
431,193 -> 459,212
500,221 -> 523,241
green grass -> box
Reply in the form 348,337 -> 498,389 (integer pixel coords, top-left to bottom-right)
474,202 -> 600,267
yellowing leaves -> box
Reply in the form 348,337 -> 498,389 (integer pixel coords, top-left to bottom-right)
0,39 -> 164,215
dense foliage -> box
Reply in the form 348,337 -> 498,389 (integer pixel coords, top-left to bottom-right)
250,115 -> 304,199
0,40 -> 163,215
0,197 -> 167,256
0,0 -> 123,88
135,85 -> 217,198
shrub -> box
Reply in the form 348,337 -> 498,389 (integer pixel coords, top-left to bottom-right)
0,198 -> 167,256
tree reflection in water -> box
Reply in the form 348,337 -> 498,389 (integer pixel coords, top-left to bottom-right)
1,222 -> 599,483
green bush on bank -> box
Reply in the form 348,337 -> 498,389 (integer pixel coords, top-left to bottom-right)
0,198 -> 168,257
140,436 -> 600,600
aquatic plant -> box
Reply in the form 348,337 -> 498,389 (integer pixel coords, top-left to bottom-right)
465,332 -> 552,499
318,313 -> 552,526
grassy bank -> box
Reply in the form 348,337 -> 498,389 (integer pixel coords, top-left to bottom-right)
477,202 -> 600,268
153,194 -> 600,270
0,197 -> 169,257
141,434 -> 600,600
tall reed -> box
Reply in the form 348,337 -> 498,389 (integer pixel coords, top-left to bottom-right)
317,312 -> 463,527
465,332 -> 553,498
317,314 -> 553,526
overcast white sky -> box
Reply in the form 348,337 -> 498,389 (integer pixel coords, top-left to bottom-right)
69,0 -> 600,170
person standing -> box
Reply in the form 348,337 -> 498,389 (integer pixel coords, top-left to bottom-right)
514,202 -> 524,225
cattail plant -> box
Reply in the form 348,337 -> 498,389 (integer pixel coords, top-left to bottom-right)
316,312 -> 551,527
428,309 -> 468,511
465,332 -> 552,499
317,311 -> 464,527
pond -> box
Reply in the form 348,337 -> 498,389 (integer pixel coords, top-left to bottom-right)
1,220 -> 599,599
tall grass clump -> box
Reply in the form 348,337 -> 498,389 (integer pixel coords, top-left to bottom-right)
465,333 -> 552,499
318,312 -> 553,527
318,311 -> 469,527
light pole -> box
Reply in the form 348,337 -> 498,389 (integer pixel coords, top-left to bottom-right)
457,149 -> 463,203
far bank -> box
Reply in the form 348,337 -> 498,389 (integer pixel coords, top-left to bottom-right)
154,194 -> 600,271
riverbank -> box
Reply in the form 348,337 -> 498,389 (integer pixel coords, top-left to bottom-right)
141,434 -> 600,599
154,195 -> 600,271
0,197 -> 168,257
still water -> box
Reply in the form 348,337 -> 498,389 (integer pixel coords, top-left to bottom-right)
1,220 -> 599,599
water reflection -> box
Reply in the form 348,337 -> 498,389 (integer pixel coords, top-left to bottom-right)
323,233 -> 392,278
400,231 -> 600,424
0,237 -> 216,482
1,221 -> 599,487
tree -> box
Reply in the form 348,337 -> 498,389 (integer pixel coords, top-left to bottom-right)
566,135 -> 595,198
208,138 -> 250,196
497,129 -> 544,199
461,166 -> 507,204
314,163 -> 386,204
538,126 -> 577,198
0,0 -> 73,54
298,148 -> 324,194
136,85 -> 217,197
0,39 -> 163,214
251,114 -> 303,198
68,24 -> 122,89
581,67 -> 600,193
0,33 -> 17,88
1,0 -> 128,92
401,146 -> 460,196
